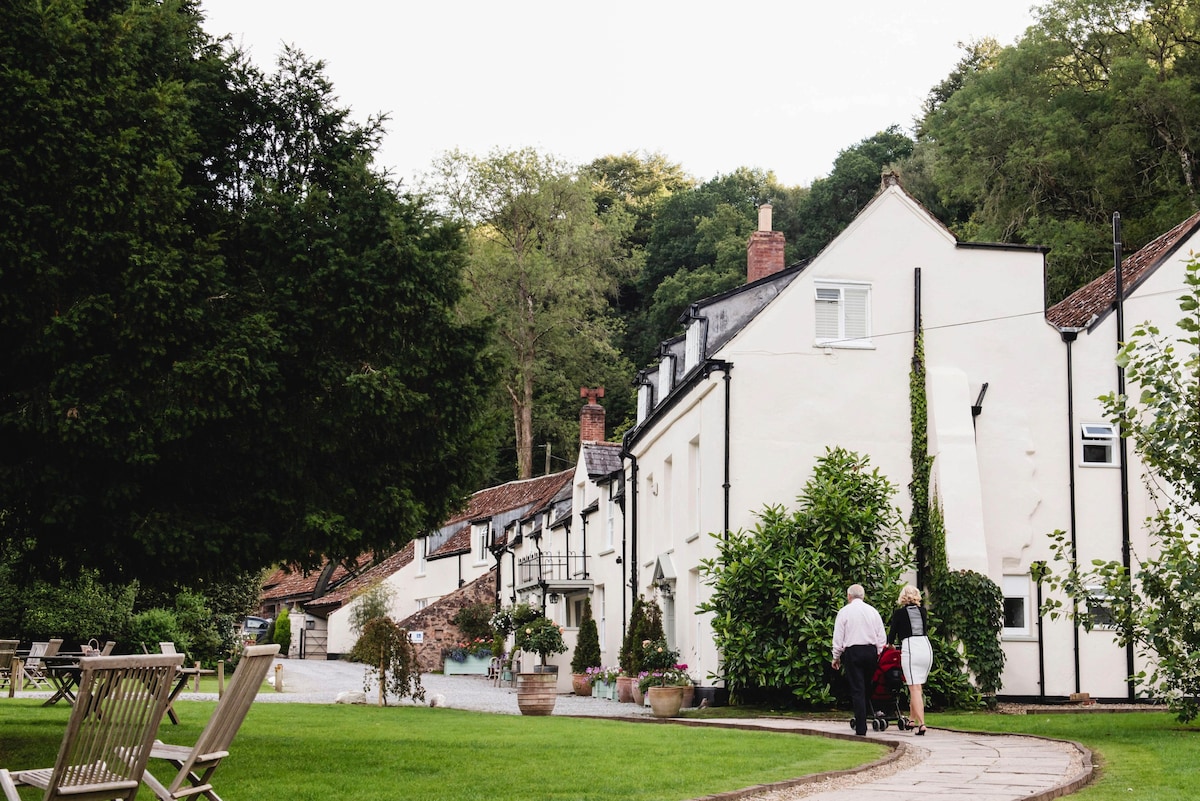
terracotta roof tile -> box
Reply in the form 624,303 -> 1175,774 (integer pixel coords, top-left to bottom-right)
444,470 -> 573,526
305,542 -> 415,613
1048,211 -> 1200,329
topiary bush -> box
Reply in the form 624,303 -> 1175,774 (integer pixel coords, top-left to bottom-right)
273,607 -> 292,656
571,597 -> 601,674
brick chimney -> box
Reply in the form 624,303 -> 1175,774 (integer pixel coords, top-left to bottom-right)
746,203 -> 786,283
580,386 -> 606,443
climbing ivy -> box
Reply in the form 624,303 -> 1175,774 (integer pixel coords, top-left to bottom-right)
908,328 -> 1005,704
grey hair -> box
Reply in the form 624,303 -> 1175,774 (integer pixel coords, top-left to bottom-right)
847,584 -> 865,600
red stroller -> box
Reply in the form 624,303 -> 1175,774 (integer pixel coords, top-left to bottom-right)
849,645 -> 912,732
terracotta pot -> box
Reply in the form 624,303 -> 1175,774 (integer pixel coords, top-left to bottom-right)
681,683 -> 695,709
517,672 -> 558,716
648,685 -> 684,718
631,681 -> 644,706
572,673 -> 591,696
616,675 -> 635,703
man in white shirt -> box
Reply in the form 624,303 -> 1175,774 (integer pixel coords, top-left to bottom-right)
831,583 -> 887,735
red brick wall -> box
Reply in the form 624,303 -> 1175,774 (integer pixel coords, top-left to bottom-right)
747,230 -> 786,283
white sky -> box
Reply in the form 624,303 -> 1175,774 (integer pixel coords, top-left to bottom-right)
199,0 -> 1042,188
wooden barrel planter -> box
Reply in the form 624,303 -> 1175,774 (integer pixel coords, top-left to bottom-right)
516,672 -> 558,716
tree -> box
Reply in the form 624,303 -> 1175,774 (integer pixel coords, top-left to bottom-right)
272,607 -> 292,656
349,616 -> 425,707
698,448 -> 913,706
1045,256 -> 1200,721
0,2 -> 495,586
915,2 -> 1200,302
348,581 -> 395,638
427,148 -> 634,478
571,598 -> 601,673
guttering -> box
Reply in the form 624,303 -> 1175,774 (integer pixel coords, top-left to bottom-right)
1061,326 -> 1084,696
1113,213 -> 1136,700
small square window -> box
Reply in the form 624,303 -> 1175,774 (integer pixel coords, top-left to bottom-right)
1002,575 -> 1031,637
813,282 -> 871,347
1081,423 -> 1118,466
1085,587 -> 1117,630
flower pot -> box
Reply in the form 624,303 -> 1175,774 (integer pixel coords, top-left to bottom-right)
615,675 -> 635,703
680,683 -> 695,709
517,672 -> 558,716
631,682 -> 643,706
648,685 -> 685,718
443,654 -> 492,675
572,673 -> 591,696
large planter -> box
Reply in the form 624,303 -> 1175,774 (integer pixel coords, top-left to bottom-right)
516,672 -> 558,716
616,675 -> 635,703
443,654 -> 492,675
681,683 -> 695,709
572,673 -> 591,696
631,682 -> 644,706
647,685 -> 685,718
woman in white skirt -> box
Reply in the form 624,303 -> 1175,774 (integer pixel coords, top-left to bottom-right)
889,584 -> 933,734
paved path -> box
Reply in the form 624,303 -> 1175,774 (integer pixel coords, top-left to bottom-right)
680,718 -> 1091,801
10,659 -> 1094,799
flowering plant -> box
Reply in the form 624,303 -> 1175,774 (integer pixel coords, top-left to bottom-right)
514,616 -> 567,665
638,665 -> 693,692
587,665 -> 621,685
442,637 -> 494,663
639,638 -> 679,672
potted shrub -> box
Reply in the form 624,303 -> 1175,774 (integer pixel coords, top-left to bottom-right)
638,638 -> 685,717
570,599 -> 601,695
513,616 -> 567,716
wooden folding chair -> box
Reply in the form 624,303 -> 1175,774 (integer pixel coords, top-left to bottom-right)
0,641 -> 17,691
0,653 -> 184,801
141,644 -> 279,801
21,642 -> 53,689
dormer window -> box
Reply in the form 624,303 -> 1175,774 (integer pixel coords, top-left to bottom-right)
637,382 -> 653,423
684,321 -> 702,370
657,355 -> 675,399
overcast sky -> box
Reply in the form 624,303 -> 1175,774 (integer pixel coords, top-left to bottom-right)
199,0 -> 1042,188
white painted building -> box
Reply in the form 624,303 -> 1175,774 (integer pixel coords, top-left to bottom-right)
303,175 -> 1200,702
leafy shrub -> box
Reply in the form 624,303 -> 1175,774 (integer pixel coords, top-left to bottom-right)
452,602 -> 495,643
699,447 -> 912,706
129,607 -> 188,654
273,607 -> 292,655
514,616 -> 566,665
570,598 -> 601,673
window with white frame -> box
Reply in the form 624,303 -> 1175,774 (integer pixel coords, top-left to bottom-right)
814,282 -> 871,347
637,382 -> 653,423
473,522 -> 489,565
657,355 -> 674,398
605,488 -> 616,550
684,321 -> 702,371
1002,575 -> 1031,637
1080,423 -> 1118,466
1085,585 -> 1117,629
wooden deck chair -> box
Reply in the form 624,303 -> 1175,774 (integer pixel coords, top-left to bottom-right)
22,642 -> 52,689
159,643 -> 178,655
0,641 -> 16,690
141,644 -> 280,801
100,641 -> 116,656
0,653 -> 184,801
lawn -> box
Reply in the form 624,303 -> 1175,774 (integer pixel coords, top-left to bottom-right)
0,699 -> 884,801
933,709 -> 1199,801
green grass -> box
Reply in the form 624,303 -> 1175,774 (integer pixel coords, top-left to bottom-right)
0,700 -> 884,801
930,709 -> 1200,801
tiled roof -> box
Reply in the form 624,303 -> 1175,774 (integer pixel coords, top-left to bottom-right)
1047,210 -> 1200,329
260,554 -> 373,603
444,470 -> 573,526
305,541 -> 416,614
583,442 -> 622,480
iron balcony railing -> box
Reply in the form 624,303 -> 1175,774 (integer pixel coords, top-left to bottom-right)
516,552 -> 590,588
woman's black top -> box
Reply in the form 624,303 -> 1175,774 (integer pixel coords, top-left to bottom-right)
889,603 -> 927,645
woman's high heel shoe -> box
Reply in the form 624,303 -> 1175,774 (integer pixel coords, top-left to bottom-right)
915,725 -> 927,736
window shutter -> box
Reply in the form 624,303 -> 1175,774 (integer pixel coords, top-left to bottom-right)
815,287 -> 840,340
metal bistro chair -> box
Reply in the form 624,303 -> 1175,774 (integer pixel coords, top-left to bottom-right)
0,653 -> 184,801
141,644 -> 280,801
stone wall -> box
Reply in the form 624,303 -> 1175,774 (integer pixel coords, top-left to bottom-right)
398,569 -> 498,672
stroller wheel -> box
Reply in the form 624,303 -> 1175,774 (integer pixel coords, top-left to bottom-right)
878,718 -> 888,731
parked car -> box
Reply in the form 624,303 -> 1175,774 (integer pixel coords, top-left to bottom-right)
240,616 -> 270,643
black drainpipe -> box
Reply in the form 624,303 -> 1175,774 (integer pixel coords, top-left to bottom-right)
618,447 -> 637,641
1113,212 -> 1136,700
1062,328 -> 1082,695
